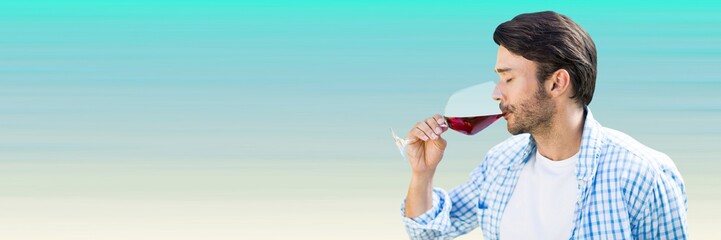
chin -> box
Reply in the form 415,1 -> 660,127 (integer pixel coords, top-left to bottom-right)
506,123 -> 526,135
506,124 -> 518,135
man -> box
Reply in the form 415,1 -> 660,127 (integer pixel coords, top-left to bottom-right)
401,11 -> 687,239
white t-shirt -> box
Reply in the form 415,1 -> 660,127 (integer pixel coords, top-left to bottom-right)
499,150 -> 579,240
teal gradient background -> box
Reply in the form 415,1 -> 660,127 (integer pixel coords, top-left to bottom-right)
1,1 -> 720,239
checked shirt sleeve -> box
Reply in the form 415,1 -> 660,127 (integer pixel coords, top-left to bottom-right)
630,162 -> 688,239
400,164 -> 485,239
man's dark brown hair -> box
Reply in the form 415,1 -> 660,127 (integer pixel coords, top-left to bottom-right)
493,11 -> 597,106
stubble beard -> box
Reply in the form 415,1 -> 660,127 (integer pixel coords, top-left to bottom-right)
506,86 -> 555,135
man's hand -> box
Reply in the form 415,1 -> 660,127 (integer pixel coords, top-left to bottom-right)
406,114 -> 449,177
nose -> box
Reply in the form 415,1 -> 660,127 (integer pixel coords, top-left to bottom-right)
492,85 -> 502,101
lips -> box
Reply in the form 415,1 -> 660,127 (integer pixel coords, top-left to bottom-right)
499,104 -> 511,119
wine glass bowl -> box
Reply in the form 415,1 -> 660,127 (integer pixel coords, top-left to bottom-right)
390,81 -> 502,159
443,114 -> 504,135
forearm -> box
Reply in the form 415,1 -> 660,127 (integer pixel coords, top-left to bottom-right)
400,158 -> 488,239
404,172 -> 435,218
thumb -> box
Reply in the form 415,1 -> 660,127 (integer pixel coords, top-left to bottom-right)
430,136 -> 447,151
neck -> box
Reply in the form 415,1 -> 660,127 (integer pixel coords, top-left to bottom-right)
532,105 -> 585,161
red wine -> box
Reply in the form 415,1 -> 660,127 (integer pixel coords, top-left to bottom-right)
444,114 -> 503,135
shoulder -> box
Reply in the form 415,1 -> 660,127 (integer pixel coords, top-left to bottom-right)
598,127 -> 684,202
600,127 -> 678,175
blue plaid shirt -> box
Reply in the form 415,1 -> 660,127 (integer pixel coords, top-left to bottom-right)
401,109 -> 687,239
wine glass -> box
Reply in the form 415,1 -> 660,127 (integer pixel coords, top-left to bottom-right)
390,81 -> 503,159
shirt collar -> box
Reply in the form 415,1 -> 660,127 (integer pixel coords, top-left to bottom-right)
575,107 -> 606,182
512,107 -> 606,182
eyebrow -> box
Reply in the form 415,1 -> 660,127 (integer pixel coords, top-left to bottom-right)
495,67 -> 512,73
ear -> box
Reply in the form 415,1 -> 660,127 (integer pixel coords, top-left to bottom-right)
547,68 -> 571,98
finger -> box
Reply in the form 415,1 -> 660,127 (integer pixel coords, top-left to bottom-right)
424,117 -> 442,136
407,121 -> 431,141
410,126 -> 431,141
433,114 -> 448,129
419,121 -> 439,140
431,135 -> 447,150
405,128 -> 424,143
417,119 -> 437,139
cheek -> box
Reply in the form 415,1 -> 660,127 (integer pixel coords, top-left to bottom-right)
506,86 -> 527,101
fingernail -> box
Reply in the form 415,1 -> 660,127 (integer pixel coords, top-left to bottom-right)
431,133 -> 438,139
422,135 -> 429,141
435,127 -> 442,134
